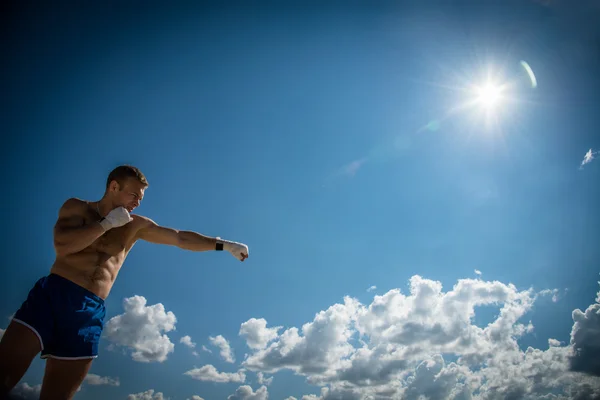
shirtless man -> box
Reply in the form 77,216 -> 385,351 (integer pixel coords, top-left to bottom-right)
0,165 -> 249,399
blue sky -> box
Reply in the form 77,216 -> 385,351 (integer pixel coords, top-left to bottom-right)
2,1 -> 600,399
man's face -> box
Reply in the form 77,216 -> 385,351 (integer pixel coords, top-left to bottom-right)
112,179 -> 146,213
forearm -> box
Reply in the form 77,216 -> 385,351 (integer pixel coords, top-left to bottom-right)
54,223 -> 106,255
177,230 -> 218,252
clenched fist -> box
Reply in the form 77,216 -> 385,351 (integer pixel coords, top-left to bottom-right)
217,237 -> 249,261
99,207 -> 133,231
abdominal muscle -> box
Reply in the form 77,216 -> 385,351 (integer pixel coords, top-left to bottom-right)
50,239 -> 132,300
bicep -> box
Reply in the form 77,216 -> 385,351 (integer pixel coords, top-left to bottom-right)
136,219 -> 180,246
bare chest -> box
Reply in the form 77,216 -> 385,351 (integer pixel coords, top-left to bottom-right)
81,212 -> 135,257
92,226 -> 130,256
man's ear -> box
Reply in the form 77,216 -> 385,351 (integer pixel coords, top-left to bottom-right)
108,180 -> 121,192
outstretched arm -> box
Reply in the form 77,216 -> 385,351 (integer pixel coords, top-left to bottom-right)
134,216 -> 248,260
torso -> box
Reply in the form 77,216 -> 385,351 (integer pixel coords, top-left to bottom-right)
50,202 -> 142,299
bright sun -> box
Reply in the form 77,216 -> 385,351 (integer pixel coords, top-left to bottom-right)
475,83 -> 503,108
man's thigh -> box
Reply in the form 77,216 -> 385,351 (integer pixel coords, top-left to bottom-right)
0,320 -> 42,397
39,357 -> 93,400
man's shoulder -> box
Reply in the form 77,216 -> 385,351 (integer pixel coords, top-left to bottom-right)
60,197 -> 89,211
131,214 -> 155,227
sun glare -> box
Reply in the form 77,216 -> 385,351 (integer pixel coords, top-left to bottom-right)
475,83 -> 503,108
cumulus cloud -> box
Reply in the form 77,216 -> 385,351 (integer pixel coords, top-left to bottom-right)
367,286 -> 377,292
237,275 -> 600,399
180,335 -> 196,349
84,373 -> 120,386
127,389 -> 167,400
240,318 -> 282,350
209,334 -> 236,363
8,382 -> 41,399
187,396 -> 204,400
227,385 -> 269,400
103,295 -> 177,363
568,281 -> 600,377
243,296 -> 360,377
184,364 -> 246,383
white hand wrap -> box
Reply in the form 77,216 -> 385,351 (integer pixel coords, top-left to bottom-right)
216,237 -> 249,261
99,207 -> 133,231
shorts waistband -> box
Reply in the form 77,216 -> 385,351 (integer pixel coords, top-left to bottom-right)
47,273 -> 105,304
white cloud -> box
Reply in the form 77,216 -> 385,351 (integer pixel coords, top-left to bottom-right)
240,318 -> 282,350
202,345 -> 212,353
184,364 -> 246,383
474,269 -> 482,276
257,372 -> 273,386
127,389 -> 168,400
548,338 -> 562,347
580,148 -> 599,169
227,385 -> 269,400
8,382 -> 41,399
187,396 -> 204,400
237,275 -> 600,399
243,296 -> 360,377
539,288 -> 565,303
209,334 -> 236,363
103,295 -> 177,363
180,335 -> 196,349
367,286 -> 377,292
84,373 -> 120,386
568,281 -> 600,377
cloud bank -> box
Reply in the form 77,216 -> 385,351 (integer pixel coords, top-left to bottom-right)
235,275 -> 600,399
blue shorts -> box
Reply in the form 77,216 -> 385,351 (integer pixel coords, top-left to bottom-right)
12,273 -> 106,360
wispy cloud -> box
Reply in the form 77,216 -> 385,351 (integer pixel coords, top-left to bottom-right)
580,148 -> 599,169
84,374 -> 120,386
366,285 -> 377,292
127,389 -> 167,400
201,345 -> 212,354
257,372 -> 273,386
184,364 -> 246,383
209,334 -> 235,363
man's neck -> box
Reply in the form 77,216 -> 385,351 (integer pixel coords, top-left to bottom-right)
95,199 -> 114,217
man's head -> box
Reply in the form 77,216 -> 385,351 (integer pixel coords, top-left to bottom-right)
105,165 -> 148,212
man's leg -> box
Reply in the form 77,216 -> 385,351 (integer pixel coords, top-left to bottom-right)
39,357 -> 93,400
0,320 -> 42,398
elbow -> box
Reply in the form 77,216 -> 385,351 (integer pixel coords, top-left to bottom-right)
54,241 -> 73,257
175,233 -> 192,250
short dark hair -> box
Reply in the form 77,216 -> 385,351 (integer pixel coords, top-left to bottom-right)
106,165 -> 148,189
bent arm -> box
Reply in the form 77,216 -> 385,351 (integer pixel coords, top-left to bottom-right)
135,216 -> 218,251
53,198 -> 106,256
